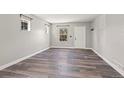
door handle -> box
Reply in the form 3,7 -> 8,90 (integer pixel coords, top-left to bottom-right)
75,37 -> 76,40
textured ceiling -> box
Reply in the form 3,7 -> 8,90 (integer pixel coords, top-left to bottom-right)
35,14 -> 99,23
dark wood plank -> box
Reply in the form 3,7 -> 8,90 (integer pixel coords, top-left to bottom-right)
0,48 -> 123,78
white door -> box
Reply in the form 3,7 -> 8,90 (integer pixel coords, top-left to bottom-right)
74,26 -> 86,48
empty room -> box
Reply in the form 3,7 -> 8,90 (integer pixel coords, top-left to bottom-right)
0,14 -> 123,78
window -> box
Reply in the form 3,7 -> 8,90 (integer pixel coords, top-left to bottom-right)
45,24 -> 50,34
59,28 -> 68,41
20,14 -> 32,31
21,20 -> 28,30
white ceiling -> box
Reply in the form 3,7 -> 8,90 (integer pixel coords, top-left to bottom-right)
35,14 -> 99,23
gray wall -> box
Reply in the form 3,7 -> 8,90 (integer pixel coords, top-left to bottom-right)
0,14 -> 50,66
91,14 -> 124,70
51,22 -> 91,48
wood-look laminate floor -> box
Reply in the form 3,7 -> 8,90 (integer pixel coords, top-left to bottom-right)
0,48 -> 123,78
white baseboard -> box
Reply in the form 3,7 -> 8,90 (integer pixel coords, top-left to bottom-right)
0,47 -> 50,71
50,46 -> 92,50
92,49 -> 124,77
